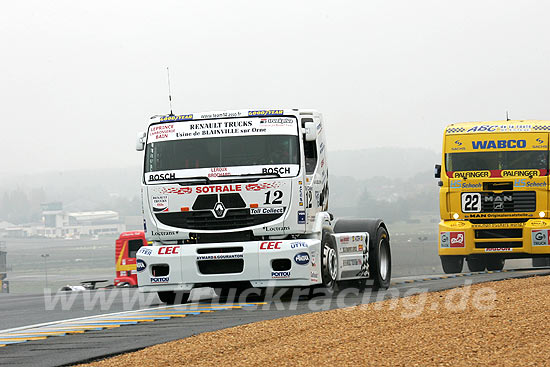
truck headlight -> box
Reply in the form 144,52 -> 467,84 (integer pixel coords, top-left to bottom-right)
453,213 -> 459,220
539,211 -> 545,218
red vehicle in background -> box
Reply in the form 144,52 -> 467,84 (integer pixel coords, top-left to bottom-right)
114,231 -> 149,287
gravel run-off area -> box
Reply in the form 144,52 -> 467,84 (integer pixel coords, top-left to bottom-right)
80,275 -> 550,367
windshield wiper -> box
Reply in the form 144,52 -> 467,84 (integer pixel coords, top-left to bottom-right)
220,173 -> 281,178
175,176 -> 211,186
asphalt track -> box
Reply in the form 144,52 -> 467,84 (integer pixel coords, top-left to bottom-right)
1,268 -> 549,367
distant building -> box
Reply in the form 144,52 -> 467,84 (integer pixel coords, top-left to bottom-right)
1,203 -> 126,238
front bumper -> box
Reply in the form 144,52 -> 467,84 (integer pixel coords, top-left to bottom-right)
438,218 -> 550,256
137,239 -> 322,293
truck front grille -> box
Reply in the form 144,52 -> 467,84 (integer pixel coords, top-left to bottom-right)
198,259 -> 244,274
155,209 -> 283,230
474,229 -> 523,239
480,191 -> 536,213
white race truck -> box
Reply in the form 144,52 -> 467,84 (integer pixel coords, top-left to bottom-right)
135,109 -> 391,303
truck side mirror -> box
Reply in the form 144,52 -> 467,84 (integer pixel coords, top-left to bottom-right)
136,131 -> 146,151
434,164 -> 441,179
304,122 -> 317,142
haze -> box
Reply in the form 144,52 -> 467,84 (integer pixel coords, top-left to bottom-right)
2,0 -> 550,174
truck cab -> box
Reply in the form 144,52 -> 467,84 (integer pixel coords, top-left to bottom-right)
114,231 -> 148,287
135,109 -> 390,303
436,121 -> 550,273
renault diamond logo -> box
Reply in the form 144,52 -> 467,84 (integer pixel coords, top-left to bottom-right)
213,202 -> 227,218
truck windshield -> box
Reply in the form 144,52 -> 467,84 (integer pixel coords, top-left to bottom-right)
145,135 -> 299,173
446,151 -> 548,172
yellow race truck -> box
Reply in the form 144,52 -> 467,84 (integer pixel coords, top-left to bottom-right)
435,120 -> 550,273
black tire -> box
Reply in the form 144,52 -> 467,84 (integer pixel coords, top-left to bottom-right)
486,257 -> 505,271
533,257 -> 550,267
157,291 -> 190,305
333,218 -> 392,290
467,257 -> 486,272
440,256 -> 464,274
369,227 -> 391,290
320,231 -> 339,294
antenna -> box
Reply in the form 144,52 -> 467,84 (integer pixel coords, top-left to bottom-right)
166,67 -> 174,116
506,111 -> 510,121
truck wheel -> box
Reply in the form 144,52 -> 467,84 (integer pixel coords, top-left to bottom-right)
157,291 -> 190,305
467,257 -> 486,272
440,256 -> 464,274
533,257 -> 550,267
321,232 -> 339,294
370,226 -> 391,290
486,257 -> 505,271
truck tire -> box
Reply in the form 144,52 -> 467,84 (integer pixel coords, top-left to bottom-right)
440,256 -> 464,274
320,231 -> 339,294
532,257 -> 550,267
333,218 -> 392,290
486,257 -> 505,271
157,291 -> 190,305
467,257 -> 486,272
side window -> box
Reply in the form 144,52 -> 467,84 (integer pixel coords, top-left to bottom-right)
302,117 -> 318,174
304,140 -> 317,175
128,239 -> 145,258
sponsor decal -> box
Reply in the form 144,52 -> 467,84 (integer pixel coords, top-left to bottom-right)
197,254 -> 244,260
343,259 -> 362,267
450,232 -> 465,247
341,236 -> 350,244
136,259 -> 147,272
298,210 -> 306,224
161,187 -> 193,195
514,179 -> 546,188
151,231 -> 178,236
149,172 -> 176,181
294,252 -> 310,265
310,249 -> 317,267
271,271 -> 291,278
158,246 -> 180,255
159,114 -> 193,122
440,232 -> 450,248
209,167 -> 231,178
290,241 -> 308,249
262,167 -> 291,175
341,246 -> 358,253
532,229 -> 549,246
259,117 -> 294,125
120,271 -> 127,276
260,241 -> 282,250
454,171 -> 490,179
466,125 -> 498,133
351,235 -> 364,242
484,248 -> 513,252
250,207 -> 285,215
246,182 -> 282,191
151,277 -> 170,283
263,226 -> 290,232
471,140 -> 526,150
137,247 -> 152,256
152,195 -> 169,212
196,185 -> 242,193
449,221 -> 466,227
310,271 -> 320,281
149,124 -> 175,140
248,110 -> 284,116
503,170 -> 539,177
530,220 -> 547,227
131,270 -> 137,275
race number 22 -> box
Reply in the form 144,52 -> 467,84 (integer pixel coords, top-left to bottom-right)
461,193 -> 481,213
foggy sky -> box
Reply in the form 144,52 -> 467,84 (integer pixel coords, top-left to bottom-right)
2,0 -> 550,174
